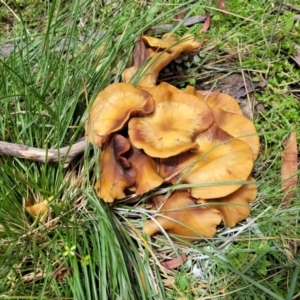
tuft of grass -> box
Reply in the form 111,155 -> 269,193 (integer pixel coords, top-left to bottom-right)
0,0 -> 299,299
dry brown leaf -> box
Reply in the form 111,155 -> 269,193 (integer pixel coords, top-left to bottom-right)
216,0 -> 228,13
194,11 -> 211,53
281,131 -> 298,205
200,11 -> 211,34
161,253 -> 187,269
133,36 -> 149,68
53,267 -> 73,280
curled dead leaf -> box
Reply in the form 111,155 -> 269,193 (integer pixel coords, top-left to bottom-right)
53,267 -> 73,280
133,36 -> 149,68
161,253 -> 187,269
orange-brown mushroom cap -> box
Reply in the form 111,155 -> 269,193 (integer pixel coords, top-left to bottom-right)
143,190 -> 222,241
128,92 -> 214,158
172,34 -> 202,52
186,87 -> 243,115
122,34 -> 201,87
198,177 -> 257,227
212,107 -> 260,160
138,81 -> 183,99
160,123 -> 254,199
142,34 -> 178,51
95,134 -> 135,203
142,34 -> 200,53
86,83 -> 154,146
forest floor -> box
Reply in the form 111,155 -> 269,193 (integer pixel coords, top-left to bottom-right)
0,1 -> 299,299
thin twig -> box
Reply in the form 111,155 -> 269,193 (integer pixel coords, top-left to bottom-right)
0,137 -> 87,167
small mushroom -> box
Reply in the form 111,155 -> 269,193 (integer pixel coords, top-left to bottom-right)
95,134 -> 135,203
143,190 -> 222,241
160,123 -> 254,199
142,33 -> 200,53
197,177 -> 257,227
122,34 -> 202,87
212,107 -> 260,160
86,83 -> 154,146
123,49 -> 182,87
171,34 -> 202,52
142,34 -> 178,51
128,91 -> 214,158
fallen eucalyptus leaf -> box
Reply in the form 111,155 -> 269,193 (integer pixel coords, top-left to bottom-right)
281,131 -> 298,206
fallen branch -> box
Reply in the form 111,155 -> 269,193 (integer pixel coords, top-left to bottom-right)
0,137 -> 87,167
284,3 -> 300,13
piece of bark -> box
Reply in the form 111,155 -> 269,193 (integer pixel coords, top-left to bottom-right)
182,15 -> 206,26
281,131 -> 298,206
0,137 -> 86,167
284,3 -> 300,13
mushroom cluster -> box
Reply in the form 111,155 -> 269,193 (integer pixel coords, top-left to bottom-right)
86,33 -> 259,241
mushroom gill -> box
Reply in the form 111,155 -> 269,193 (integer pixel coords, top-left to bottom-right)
95,134 -> 135,203
127,142 -> 164,195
